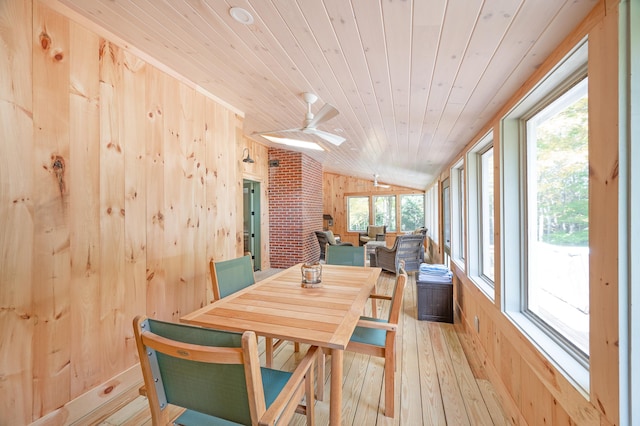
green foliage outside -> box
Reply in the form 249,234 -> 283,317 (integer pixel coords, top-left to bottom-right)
400,194 -> 425,231
348,197 -> 369,231
374,196 -> 396,231
534,96 -> 588,247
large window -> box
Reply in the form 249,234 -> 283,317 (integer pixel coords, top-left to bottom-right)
502,39 -> 589,391
525,77 -> 589,356
347,196 -> 369,232
347,193 -> 424,234
467,132 -> 495,298
400,194 -> 425,232
373,195 -> 396,232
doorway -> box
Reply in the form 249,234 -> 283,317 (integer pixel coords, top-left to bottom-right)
243,180 -> 261,271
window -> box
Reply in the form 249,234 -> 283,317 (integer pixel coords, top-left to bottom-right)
450,160 -> 465,269
502,39 -> 589,391
442,178 -> 451,265
347,196 -> 369,232
467,133 -> 495,298
426,186 -> 438,244
400,194 -> 425,232
525,77 -> 589,356
373,195 -> 396,232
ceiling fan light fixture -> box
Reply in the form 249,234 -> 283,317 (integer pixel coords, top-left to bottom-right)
261,135 -> 324,151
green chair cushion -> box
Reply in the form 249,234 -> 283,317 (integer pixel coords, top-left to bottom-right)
350,316 -> 387,347
175,409 -> 243,425
261,367 -> 294,408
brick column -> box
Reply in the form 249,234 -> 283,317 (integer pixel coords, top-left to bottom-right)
268,148 -> 323,268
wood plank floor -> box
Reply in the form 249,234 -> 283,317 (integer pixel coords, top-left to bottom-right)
77,270 -> 510,425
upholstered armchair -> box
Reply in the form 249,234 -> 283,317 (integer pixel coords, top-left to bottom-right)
315,230 -> 353,261
358,225 -> 387,246
375,234 -> 425,273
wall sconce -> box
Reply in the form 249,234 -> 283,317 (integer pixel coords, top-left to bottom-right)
242,148 -> 255,163
323,214 -> 334,230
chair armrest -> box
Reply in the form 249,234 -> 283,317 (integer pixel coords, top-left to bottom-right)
369,293 -> 392,301
356,319 -> 397,331
259,345 -> 318,426
375,233 -> 385,241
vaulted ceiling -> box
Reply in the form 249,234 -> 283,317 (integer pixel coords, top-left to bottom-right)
53,0 -> 598,189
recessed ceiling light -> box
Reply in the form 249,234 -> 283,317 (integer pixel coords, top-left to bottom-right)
229,7 -> 254,25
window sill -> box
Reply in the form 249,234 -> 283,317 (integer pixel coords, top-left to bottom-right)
469,275 -> 495,301
505,310 -> 589,397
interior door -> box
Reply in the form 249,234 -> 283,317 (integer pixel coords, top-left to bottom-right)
243,180 -> 261,271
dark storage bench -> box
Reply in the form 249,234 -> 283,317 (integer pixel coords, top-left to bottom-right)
416,278 -> 453,323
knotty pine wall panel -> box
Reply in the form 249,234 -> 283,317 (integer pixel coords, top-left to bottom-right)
32,3 -> 72,415
68,21 -> 101,397
0,1 -> 245,423
0,0 -> 34,420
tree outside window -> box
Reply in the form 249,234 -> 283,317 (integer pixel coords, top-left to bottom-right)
373,195 -> 396,232
400,194 -> 425,232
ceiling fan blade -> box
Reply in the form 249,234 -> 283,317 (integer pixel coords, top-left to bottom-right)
306,103 -> 339,128
253,128 -> 302,136
306,128 -> 346,146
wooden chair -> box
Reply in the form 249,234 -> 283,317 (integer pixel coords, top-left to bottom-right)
209,256 -> 299,367
318,266 -> 407,417
325,245 -> 365,266
133,316 -> 317,425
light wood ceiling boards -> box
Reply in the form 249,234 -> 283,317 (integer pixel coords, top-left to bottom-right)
53,0 -> 598,189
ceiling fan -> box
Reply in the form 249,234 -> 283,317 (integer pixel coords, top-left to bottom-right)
255,92 -> 346,146
373,174 -> 390,188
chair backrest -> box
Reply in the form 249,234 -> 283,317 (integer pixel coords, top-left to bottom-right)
133,315 -> 263,425
394,234 -> 425,272
325,245 -> 365,266
315,230 -> 329,260
387,266 -> 408,324
210,255 -> 255,300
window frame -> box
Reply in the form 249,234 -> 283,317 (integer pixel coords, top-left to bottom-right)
450,160 -> 466,271
466,132 -> 495,300
501,38 -> 589,393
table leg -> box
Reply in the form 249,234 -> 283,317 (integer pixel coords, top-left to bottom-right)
265,337 -> 274,367
329,349 -> 343,425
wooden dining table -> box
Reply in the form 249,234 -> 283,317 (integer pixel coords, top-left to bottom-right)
181,263 -> 381,425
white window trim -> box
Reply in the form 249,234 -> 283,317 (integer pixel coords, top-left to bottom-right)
450,159 -> 465,271
467,132 -> 495,300
500,38 -> 589,394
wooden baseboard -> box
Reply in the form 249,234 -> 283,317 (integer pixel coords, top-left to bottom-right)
30,365 -> 143,426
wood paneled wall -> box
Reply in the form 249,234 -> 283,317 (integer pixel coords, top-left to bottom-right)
322,172 -> 424,246
443,2 -> 620,425
0,1 -> 245,423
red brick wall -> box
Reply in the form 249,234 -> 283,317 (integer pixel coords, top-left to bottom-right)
268,148 -> 323,268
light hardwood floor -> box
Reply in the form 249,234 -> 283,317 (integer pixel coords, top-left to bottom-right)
76,270 -> 510,425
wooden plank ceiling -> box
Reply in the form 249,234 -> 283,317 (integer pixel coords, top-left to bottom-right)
52,0 -> 598,189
